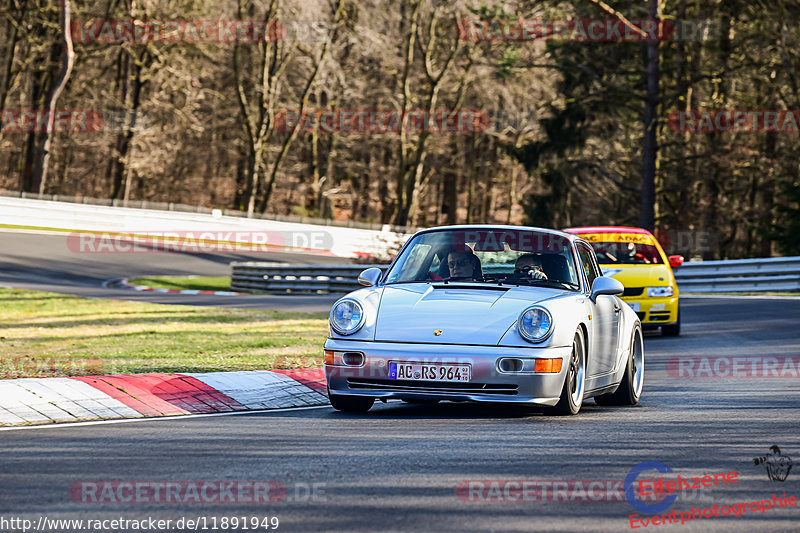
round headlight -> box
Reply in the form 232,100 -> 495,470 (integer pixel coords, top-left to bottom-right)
330,299 -> 365,335
518,306 -> 553,342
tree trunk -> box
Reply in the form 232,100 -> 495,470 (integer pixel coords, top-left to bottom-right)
640,0 -> 661,231
246,143 -> 264,216
111,46 -> 147,200
306,125 -> 321,214
702,13 -> 731,259
33,0 -> 74,197
0,0 -> 26,145
391,0 -> 421,225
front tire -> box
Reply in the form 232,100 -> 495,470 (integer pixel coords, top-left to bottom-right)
549,329 -> 586,416
329,393 -> 374,413
595,327 -> 644,406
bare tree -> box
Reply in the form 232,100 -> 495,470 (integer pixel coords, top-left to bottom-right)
33,0 -> 74,197
234,0 -> 343,217
393,2 -> 463,226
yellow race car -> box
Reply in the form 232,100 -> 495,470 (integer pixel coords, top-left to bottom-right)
564,226 -> 683,336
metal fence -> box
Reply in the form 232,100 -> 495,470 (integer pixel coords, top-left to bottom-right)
231,257 -> 800,294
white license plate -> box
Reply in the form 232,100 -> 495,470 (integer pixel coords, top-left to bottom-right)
627,302 -> 641,312
389,362 -> 471,382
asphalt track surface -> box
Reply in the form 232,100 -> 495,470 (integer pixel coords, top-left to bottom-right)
0,230 -> 345,311
1,231 -> 800,532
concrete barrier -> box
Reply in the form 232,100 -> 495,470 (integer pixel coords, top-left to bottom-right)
0,196 -> 410,259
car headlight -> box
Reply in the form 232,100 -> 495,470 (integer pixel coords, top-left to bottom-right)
646,286 -> 674,297
329,299 -> 365,335
517,306 -> 553,343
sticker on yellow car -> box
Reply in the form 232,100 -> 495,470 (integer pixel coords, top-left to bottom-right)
579,233 -> 654,245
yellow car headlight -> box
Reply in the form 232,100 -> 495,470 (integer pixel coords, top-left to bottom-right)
646,286 -> 674,297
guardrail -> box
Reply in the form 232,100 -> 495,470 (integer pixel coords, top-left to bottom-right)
231,257 -> 800,294
231,263 -> 386,293
673,256 -> 800,293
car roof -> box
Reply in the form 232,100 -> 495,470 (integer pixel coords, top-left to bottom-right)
563,226 -> 654,236
414,224 -> 581,241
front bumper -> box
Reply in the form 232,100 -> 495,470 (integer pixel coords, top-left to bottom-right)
621,295 -> 678,326
324,339 -> 571,406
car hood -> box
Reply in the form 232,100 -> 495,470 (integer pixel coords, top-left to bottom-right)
374,284 -> 566,345
598,263 -> 675,287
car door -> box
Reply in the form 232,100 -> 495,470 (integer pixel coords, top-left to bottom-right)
577,242 -> 620,376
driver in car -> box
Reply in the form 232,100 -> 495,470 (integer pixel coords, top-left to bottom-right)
514,253 -> 548,280
447,249 -> 480,281
622,242 -> 649,263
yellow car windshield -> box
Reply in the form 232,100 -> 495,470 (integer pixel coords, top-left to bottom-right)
576,232 -> 664,265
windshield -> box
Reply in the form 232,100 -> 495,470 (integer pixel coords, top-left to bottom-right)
384,229 -> 580,290
573,232 -> 664,265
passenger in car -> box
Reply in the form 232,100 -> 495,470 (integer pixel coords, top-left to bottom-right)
514,253 -> 549,280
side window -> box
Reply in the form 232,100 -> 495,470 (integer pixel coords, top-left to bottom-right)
577,244 -> 600,290
405,243 -> 431,277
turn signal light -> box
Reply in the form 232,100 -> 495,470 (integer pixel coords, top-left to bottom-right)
534,359 -> 563,373
323,350 -> 335,365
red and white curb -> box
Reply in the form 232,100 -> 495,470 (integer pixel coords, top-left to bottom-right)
104,278 -> 245,296
0,369 -> 327,426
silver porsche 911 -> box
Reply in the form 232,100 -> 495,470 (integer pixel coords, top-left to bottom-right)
324,225 -> 644,415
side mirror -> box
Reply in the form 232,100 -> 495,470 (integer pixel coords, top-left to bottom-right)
668,255 -> 685,268
590,276 -> 624,302
357,267 -> 383,287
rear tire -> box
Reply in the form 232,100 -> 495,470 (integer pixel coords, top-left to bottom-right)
329,394 -> 374,413
594,327 -> 644,406
661,310 -> 680,336
548,329 -> 586,416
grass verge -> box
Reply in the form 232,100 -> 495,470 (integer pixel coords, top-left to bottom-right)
0,288 -> 327,378
128,276 -> 232,291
